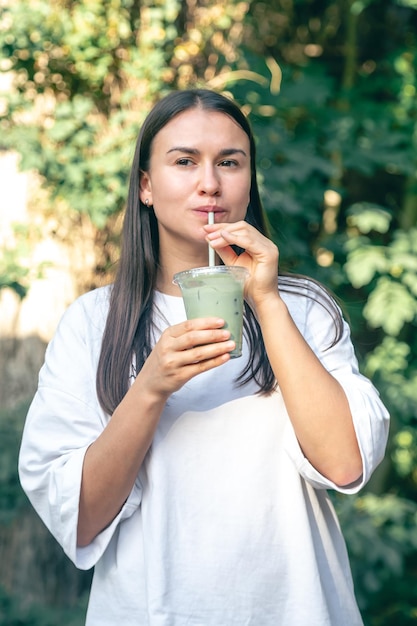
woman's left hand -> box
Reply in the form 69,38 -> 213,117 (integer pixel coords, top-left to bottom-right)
206,221 -> 363,486
204,221 -> 280,310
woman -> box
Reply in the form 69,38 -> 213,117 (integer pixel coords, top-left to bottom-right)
19,89 -> 389,625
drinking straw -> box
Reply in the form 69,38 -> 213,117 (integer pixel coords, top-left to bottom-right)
208,211 -> 215,266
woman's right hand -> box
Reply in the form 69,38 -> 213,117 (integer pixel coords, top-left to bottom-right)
136,317 -> 235,399
78,318 -> 233,547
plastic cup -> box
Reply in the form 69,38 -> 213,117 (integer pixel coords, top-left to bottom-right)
173,266 -> 249,358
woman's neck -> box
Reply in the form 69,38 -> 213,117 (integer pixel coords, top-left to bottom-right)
157,254 -> 212,296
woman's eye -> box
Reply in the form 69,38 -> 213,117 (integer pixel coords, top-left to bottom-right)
219,159 -> 238,167
176,158 -> 194,166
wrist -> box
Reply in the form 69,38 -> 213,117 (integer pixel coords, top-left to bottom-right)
247,291 -> 285,315
249,290 -> 286,320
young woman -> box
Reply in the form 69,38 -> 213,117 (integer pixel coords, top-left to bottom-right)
19,89 -> 389,625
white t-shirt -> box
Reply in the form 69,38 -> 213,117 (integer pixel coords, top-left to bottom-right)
19,283 -> 389,625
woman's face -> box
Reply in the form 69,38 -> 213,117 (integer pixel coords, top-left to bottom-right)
140,107 -> 251,255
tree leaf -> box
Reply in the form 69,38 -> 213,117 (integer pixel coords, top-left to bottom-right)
364,277 -> 417,335
344,246 -> 388,287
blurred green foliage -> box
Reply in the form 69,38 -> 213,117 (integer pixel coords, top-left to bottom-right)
0,583 -> 88,626
0,0 -> 416,624
0,404 -> 28,525
0,224 -> 47,298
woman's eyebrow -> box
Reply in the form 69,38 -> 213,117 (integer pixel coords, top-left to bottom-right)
219,148 -> 248,157
167,146 -> 199,155
166,146 -> 247,157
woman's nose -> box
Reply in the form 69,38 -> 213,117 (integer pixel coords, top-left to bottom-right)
197,165 -> 220,195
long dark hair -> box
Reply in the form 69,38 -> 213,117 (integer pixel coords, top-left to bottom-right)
96,89 -> 343,415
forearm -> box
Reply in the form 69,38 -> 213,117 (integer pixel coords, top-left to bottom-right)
255,293 -> 362,486
77,316 -> 234,547
77,385 -> 166,547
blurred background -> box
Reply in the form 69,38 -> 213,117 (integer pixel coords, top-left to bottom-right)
0,0 -> 416,624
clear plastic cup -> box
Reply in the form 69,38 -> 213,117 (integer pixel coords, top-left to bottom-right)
173,266 -> 249,358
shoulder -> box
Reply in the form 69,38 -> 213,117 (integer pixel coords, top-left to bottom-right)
74,284 -> 112,313
279,275 -> 338,317
61,285 -> 112,328
279,274 -> 335,300
49,285 -> 113,353
41,285 -> 113,378
279,275 -> 346,347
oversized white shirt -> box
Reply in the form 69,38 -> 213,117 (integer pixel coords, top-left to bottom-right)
19,282 -> 389,625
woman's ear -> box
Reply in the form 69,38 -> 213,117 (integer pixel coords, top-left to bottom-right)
139,170 -> 152,205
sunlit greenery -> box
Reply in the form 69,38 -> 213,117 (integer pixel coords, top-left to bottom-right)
1,0 -> 416,623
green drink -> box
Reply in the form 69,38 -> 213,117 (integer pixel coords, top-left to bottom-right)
173,266 -> 249,358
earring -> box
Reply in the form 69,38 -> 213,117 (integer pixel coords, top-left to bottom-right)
145,199 -> 149,207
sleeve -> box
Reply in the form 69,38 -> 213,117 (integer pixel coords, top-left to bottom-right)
282,286 -> 390,493
18,295 -> 142,570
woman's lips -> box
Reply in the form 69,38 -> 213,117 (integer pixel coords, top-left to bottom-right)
193,207 -> 226,219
